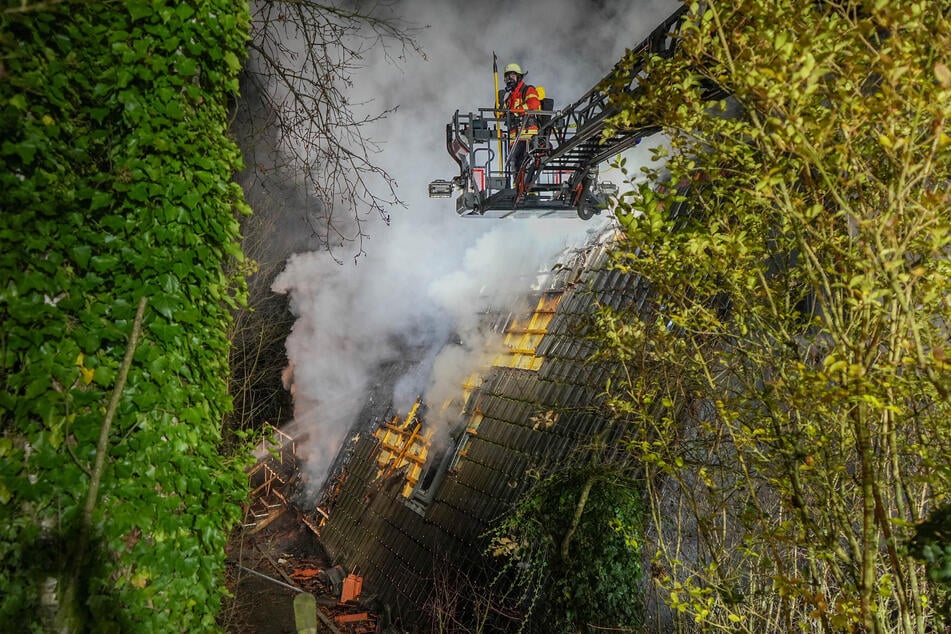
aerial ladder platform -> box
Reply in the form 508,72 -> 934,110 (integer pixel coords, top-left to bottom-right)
428,5 -> 725,220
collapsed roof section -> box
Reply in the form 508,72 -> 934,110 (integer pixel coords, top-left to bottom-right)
371,401 -> 431,500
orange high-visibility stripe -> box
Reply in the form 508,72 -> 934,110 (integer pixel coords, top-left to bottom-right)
505,81 -> 541,114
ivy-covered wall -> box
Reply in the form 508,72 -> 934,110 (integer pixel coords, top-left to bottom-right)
1,1 -> 251,630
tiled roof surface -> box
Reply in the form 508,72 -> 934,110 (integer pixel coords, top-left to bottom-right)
318,231 -> 649,624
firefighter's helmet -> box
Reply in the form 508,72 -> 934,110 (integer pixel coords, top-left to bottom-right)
504,63 -> 524,76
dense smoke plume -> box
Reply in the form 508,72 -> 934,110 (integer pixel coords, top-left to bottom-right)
266,0 -> 678,487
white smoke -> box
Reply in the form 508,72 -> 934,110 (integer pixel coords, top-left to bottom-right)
422,221 -> 589,429
269,0 -> 679,487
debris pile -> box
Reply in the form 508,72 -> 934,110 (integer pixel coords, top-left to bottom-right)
227,424 -> 380,633
240,554 -> 376,632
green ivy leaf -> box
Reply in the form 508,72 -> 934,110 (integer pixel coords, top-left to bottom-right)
90,254 -> 120,273
223,51 -> 241,74
127,1 -> 151,22
176,57 -> 197,77
93,364 -> 116,387
149,293 -> 177,319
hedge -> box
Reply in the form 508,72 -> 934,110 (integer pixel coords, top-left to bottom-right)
1,1 -> 252,630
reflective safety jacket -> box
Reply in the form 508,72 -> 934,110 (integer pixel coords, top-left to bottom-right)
505,80 -> 541,140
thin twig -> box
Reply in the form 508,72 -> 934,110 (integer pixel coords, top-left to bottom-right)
80,296 -> 148,533
3,0 -> 67,14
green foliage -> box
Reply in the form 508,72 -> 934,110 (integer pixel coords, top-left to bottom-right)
909,503 -> 951,622
488,464 -> 643,633
0,0 -> 252,630
910,504 -> 951,584
598,0 -> 951,631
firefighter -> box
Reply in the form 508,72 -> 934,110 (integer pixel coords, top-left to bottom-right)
502,62 -> 541,179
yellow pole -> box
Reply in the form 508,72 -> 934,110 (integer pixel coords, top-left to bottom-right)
493,52 -> 504,175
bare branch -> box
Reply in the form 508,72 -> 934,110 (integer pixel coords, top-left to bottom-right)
239,0 -> 426,260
